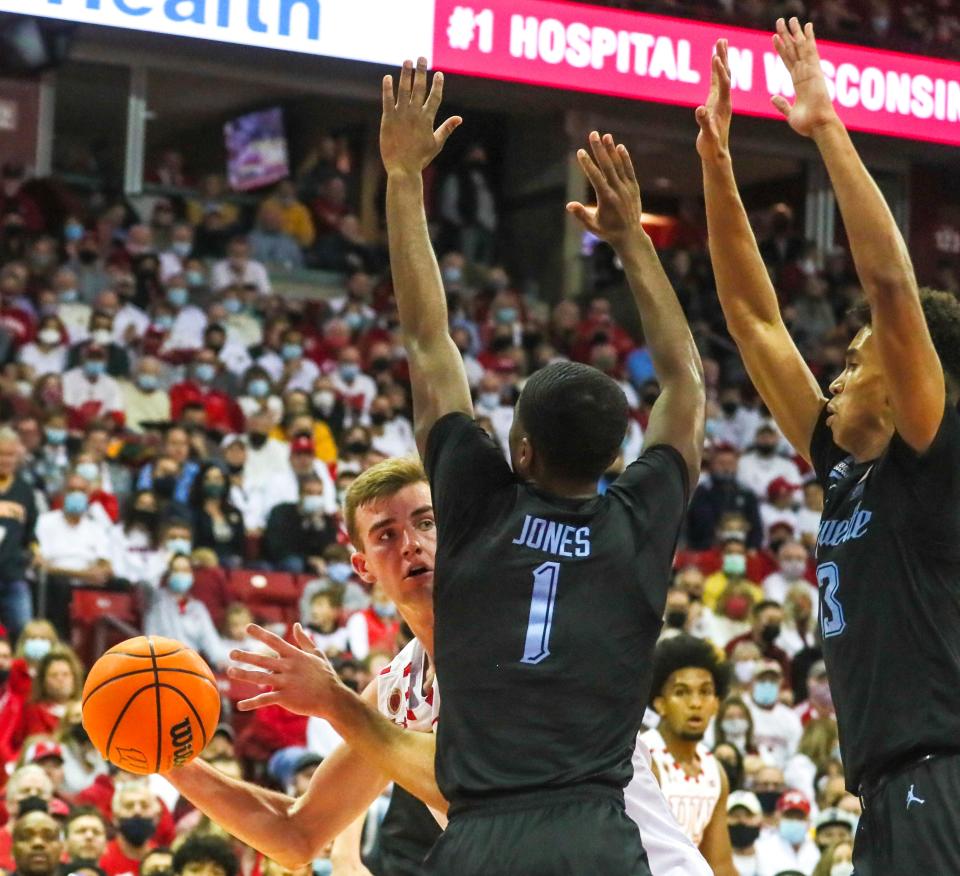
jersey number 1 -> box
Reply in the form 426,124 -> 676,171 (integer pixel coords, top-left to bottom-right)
520,562 -> 560,665
818,562 -> 847,638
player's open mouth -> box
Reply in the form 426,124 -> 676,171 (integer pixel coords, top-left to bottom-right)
405,566 -> 432,579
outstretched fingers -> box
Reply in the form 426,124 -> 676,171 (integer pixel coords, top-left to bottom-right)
245,622 -> 297,656
397,60 -> 414,107
412,57 -> 429,106
423,69 -> 445,120
616,143 -> 637,184
236,692 -> 281,712
227,665 -> 274,685
576,147 -> 611,200
589,131 -> 620,187
435,115 -> 463,149
382,75 -> 395,115
229,649 -> 281,672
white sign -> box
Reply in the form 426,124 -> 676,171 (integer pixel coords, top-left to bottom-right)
0,0 -> 435,66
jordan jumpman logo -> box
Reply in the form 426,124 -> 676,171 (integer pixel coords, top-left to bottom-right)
906,784 -> 926,809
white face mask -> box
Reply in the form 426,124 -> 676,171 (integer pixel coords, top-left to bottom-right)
92,329 -> 113,346
830,864 -> 855,876
38,328 -> 61,346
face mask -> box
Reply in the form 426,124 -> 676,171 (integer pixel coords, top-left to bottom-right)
339,363 -> 359,382
23,637 -> 53,662
302,495 -> 325,515
328,562 -> 353,585
172,241 -> 192,258
248,433 -> 268,450
479,391 -> 500,409
779,818 -> 809,846
17,796 -> 49,817
370,356 -> 390,372
154,314 -> 174,331
203,482 -> 225,499
442,266 -> 462,286
117,816 -> 157,847
131,509 -> 158,529
83,360 -> 106,380
713,470 -> 735,485
313,390 -> 335,410
137,373 -> 159,392
723,554 -> 747,577
752,679 -> 780,708
496,307 -> 517,324
166,538 -> 192,556
0,669 -> 9,684
728,823 -> 760,849
59,288 -> 79,303
194,363 -> 216,384
282,343 -> 303,362
223,297 -> 242,314
346,441 -> 369,455
64,221 -> 85,242
154,476 -> 176,498
733,661 -> 756,685
725,595 -> 751,621
781,558 -> 807,580
755,789 -> 781,815
79,250 -> 98,265
373,601 -> 396,620
186,270 -> 205,287
64,490 -> 89,515
665,610 -> 687,630
831,863 -> 855,876
721,400 -> 738,416
92,329 -> 113,347
167,287 -> 188,308
76,462 -> 99,483
71,722 -> 90,744
722,717 -> 749,738
761,623 -> 781,644
38,328 -> 61,346
344,312 -> 364,331
756,444 -> 776,457
248,378 -> 270,398
45,427 -> 67,446
168,571 -> 194,594
370,411 -> 388,427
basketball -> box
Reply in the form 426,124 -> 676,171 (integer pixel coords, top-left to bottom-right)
81,636 -> 221,775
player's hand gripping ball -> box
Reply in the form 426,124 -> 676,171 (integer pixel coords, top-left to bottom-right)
81,636 -> 221,774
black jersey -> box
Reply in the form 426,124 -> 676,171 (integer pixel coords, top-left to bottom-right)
371,784 -> 442,875
425,412 -> 688,804
810,403 -> 960,791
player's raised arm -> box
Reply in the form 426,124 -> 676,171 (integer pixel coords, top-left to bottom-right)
382,58 -> 473,456
772,18 -> 944,452
567,133 -> 704,486
696,40 -> 826,462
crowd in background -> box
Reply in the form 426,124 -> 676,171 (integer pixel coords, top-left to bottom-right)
1,106 -> 958,876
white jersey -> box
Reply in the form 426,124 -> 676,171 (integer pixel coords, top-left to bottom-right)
376,637 -> 439,732
639,728 -> 723,847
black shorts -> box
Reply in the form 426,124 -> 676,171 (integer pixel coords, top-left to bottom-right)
854,751 -> 960,875
422,785 -> 651,876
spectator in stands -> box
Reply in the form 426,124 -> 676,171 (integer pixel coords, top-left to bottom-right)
17,316 -> 68,380
311,177 -> 349,238
67,311 -> 130,379
241,412 -> 289,495
367,395 -> 416,459
330,347 -> 376,425
136,426 -> 200,507
752,764 -> 787,825
759,480 -> 801,546
711,386 -> 761,452
9,810 -> 63,876
210,237 -> 270,297
726,791 -> 763,876
144,554 -> 228,669
737,424 -> 802,500
160,274 -> 207,352
61,345 -> 124,432
274,329 -> 319,394
119,357 -> 170,433
273,396 -> 337,464
659,586 -> 694,639
110,490 -> 166,590
262,476 -> 337,574
793,274 -> 837,353
785,718 -> 839,805
0,427 -> 37,643
755,790 -> 819,875
22,741 -> 67,801
725,601 -> 792,682
19,649 -> 84,743
172,833 -> 237,876
703,533 -> 762,610
100,779 -> 160,876
13,620 -> 60,670
202,322 -> 250,388
218,285 -> 262,348
261,180 -> 315,250
237,367 -> 282,425
188,463 -> 245,569
56,703 -> 108,794
345,581 -> 399,660
778,583 -> 818,659
795,661 -> 836,727
64,808 -> 108,864
159,223 -> 196,283
812,838 -> 854,876
687,445 -> 763,550
714,695 -> 756,757
248,202 -> 303,271
170,352 -> 244,435
34,474 -> 113,638
747,661 -> 802,770
302,590 -> 349,657
440,144 -> 497,265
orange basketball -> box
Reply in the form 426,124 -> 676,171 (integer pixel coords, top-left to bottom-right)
81,636 -> 221,775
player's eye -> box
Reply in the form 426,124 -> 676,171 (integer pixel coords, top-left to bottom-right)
418,518 -> 435,530
379,529 -> 394,541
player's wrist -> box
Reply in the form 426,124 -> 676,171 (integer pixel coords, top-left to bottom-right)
809,112 -> 844,142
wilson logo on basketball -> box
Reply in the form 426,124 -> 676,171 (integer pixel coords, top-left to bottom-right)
170,717 -> 195,766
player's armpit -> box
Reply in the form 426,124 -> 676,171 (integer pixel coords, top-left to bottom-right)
697,767 -> 739,876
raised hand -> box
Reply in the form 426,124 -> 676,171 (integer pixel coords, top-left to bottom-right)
771,17 -> 839,137
695,40 -> 732,163
228,623 -> 348,716
380,57 -> 462,177
566,132 -> 643,251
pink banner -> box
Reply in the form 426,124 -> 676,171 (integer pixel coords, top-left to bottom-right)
433,0 -> 960,146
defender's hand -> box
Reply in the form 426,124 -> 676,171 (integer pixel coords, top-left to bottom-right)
695,40 -> 732,163
566,132 -> 644,251
771,18 -> 839,137
380,57 -> 462,177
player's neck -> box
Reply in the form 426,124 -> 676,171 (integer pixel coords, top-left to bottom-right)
397,598 -> 435,661
526,471 -> 598,500
660,725 -> 701,768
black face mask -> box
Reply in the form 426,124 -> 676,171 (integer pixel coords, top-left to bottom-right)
17,796 -> 49,817
721,401 -> 738,416
71,722 -> 90,744
490,336 -> 512,353
131,509 -> 158,529
78,250 -> 99,265
665,610 -> 688,630
370,356 -> 390,372
728,823 -> 760,849
346,441 -> 370,455
117,816 -> 157,847
153,476 -> 176,499
761,624 -> 782,644
756,444 -> 776,457
226,462 -> 244,475
755,789 -> 781,815
0,669 -> 10,685
248,433 -> 268,449
370,412 -> 388,427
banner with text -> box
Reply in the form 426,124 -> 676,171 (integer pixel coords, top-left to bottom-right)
433,0 -> 960,147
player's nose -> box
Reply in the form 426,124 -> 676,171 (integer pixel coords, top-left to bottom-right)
400,526 -> 423,556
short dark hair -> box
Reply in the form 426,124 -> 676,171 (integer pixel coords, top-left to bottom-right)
752,600 -> 783,617
173,835 -> 237,876
516,361 -> 628,481
66,808 -> 107,833
650,634 -> 730,705
850,288 -> 960,393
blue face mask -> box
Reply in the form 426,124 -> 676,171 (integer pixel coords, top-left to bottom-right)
172,241 -> 192,258
778,818 -> 809,846
372,601 -> 396,620
328,562 -> 353,584
194,363 -> 216,384
339,363 -> 359,382
168,571 -> 194,594
64,222 -> 85,243
752,679 -> 781,708
442,266 -> 462,286
83,360 -> 105,380
155,314 -> 174,331
302,494 -> 325,515
344,312 -> 363,331
282,343 -> 303,362
167,287 -> 189,308
64,490 -> 89,516
76,462 -> 99,483
45,427 -> 67,446
248,378 -> 270,398
224,298 -> 242,314
60,289 -> 79,303
166,538 -> 192,556
137,373 -> 159,392
496,307 -> 518,324
23,638 -> 52,662
186,270 -> 205,287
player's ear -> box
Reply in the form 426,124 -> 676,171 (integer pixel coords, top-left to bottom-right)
352,550 -> 376,585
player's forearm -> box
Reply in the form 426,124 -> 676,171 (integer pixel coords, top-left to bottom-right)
701,156 -> 784,335
811,118 -> 916,297
329,813 -> 368,870
617,232 -> 703,391
386,172 -> 450,346
326,685 -> 448,813
165,760 -> 314,866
